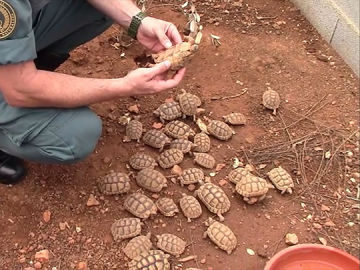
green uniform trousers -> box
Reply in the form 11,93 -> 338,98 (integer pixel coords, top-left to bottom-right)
0,0 -> 112,163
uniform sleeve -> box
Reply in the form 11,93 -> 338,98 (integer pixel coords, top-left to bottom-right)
0,0 -> 36,65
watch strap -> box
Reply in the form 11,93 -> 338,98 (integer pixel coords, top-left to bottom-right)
128,11 -> 147,40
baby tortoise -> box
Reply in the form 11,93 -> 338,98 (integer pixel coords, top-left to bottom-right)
227,167 -> 251,185
97,170 -> 131,195
158,149 -> 184,169
136,168 -> 167,193
126,118 -> 143,142
179,168 -> 204,186
156,197 -> 179,217
267,166 -> 294,194
129,152 -> 157,170
195,181 -> 230,221
235,174 -> 273,204
123,233 -> 152,259
193,132 -> 211,153
128,250 -> 170,270
170,138 -> 196,154
223,112 -> 247,125
111,217 -> 143,242
176,89 -> 202,120
262,89 -> 280,115
124,193 -> 157,219
143,129 -> 171,151
179,193 -> 202,222
203,218 -> 237,254
193,153 -> 216,169
153,101 -> 183,123
164,120 -> 195,139
156,233 -> 186,257
207,120 -> 235,141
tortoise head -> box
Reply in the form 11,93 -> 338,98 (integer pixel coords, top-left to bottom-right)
204,217 -> 215,226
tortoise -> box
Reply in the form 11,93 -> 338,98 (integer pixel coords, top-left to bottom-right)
136,168 -> 167,193
164,120 -> 195,139
158,149 -> 184,169
123,233 -> 152,259
179,193 -> 202,222
129,152 -> 157,170
97,171 -> 131,195
176,89 -> 202,120
193,132 -> 211,153
153,101 -> 183,123
156,197 -> 179,217
222,113 -> 247,125
235,174 -> 273,204
194,181 -> 230,221
207,120 -> 235,141
262,89 -> 280,115
267,166 -> 294,194
203,218 -> 237,254
143,129 -> 171,151
178,168 -> 204,186
156,233 -> 186,257
124,193 -> 157,219
227,168 -> 251,185
193,153 -> 215,169
170,138 -> 196,154
111,218 -> 143,242
126,118 -> 143,142
128,250 -> 170,270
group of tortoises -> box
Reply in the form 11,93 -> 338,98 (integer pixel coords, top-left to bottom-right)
95,89 -> 290,269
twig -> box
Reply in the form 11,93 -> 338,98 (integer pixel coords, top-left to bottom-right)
210,88 -> 248,101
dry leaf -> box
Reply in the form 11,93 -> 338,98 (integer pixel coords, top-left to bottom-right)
128,104 -> 139,114
246,248 -> 255,256
285,233 -> 299,245
319,237 -> 327,246
86,194 -> 100,207
152,122 -> 163,129
43,210 -> 51,223
196,118 -> 208,134
215,163 -> 226,172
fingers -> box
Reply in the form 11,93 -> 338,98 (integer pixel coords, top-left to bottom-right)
151,68 -> 186,91
156,29 -> 173,49
166,23 -> 182,45
147,61 -> 171,77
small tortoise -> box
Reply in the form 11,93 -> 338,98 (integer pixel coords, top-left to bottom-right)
176,89 -> 201,120
227,168 -> 251,185
207,120 -> 235,141
170,138 -> 196,154
262,89 -> 280,115
156,197 -> 179,217
126,118 -> 143,142
154,101 -> 183,123
123,233 -> 152,259
195,182 -> 230,221
124,193 -> 157,219
193,153 -> 216,169
223,113 -> 247,125
179,168 -> 204,186
203,218 -> 237,254
235,174 -> 273,204
143,129 -> 171,151
158,149 -> 184,169
128,250 -> 170,270
111,218 -> 143,242
97,171 -> 131,195
193,132 -> 211,153
179,193 -> 202,222
136,168 -> 167,192
156,233 -> 186,257
129,152 -> 157,170
164,120 -> 195,139
267,166 -> 294,194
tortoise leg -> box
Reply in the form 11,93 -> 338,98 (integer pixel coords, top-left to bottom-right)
258,194 -> 266,202
227,250 -> 232,255
218,213 -> 225,222
187,217 -> 192,223
202,231 -> 208,239
273,108 -> 277,115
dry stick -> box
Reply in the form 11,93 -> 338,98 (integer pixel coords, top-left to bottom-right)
210,88 -> 248,101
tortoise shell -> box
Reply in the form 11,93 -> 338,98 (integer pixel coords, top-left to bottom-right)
170,138 -> 195,154
143,129 -> 171,151
262,89 -> 280,114
207,120 -> 234,141
179,168 -> 204,186
204,218 -> 237,254
179,194 -> 202,222
164,120 -> 195,139
156,198 -> 179,217
153,101 -> 183,123
126,120 -> 143,141
129,152 -> 157,170
193,132 -> 211,153
176,89 -> 201,116
111,218 -> 143,242
227,168 -> 251,184
136,168 -> 167,192
123,233 -> 152,259
193,153 -> 215,169
222,113 -> 246,125
128,250 -> 170,270
124,193 -> 157,219
235,174 -> 270,204
97,171 -> 131,195
267,166 -> 294,194
157,149 -> 184,169
156,233 -> 186,257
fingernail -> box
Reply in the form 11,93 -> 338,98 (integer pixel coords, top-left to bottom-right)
165,41 -> 172,48
164,60 -> 171,68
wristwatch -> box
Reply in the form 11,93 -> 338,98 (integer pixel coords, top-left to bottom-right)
128,11 -> 147,40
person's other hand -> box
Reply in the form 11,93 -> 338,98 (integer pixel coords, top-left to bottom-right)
137,17 -> 182,52
123,61 -> 185,95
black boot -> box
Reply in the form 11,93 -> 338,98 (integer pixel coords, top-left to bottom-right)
0,151 -> 26,185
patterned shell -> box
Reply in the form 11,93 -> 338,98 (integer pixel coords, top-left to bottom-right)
126,120 -> 143,141
179,194 -> 202,222
170,138 -> 195,154
143,130 -> 171,150
267,166 -> 294,194
177,90 -> 201,116
136,168 -> 167,192
154,101 -> 183,122
205,219 -> 237,254
193,153 -> 216,169
128,250 -> 170,270
207,120 -> 234,141
235,174 -> 269,197
123,234 -> 152,259
179,168 -> 204,186
157,149 -> 184,169
111,218 -> 143,241
156,233 -> 186,257
156,198 -> 179,217
97,171 -> 131,195
222,113 -> 247,125
124,193 -> 157,219
164,120 -> 195,139
129,152 -> 157,170
227,168 -> 251,184
193,132 -> 211,153
262,89 -> 280,113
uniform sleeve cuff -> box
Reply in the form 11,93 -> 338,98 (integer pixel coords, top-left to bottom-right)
0,31 -> 37,65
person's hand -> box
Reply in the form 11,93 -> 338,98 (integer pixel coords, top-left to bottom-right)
137,17 -> 182,52
122,61 -> 186,95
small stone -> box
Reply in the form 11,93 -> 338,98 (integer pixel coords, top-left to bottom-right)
313,223 -> 322,229
215,163 -> 226,172
151,194 -> 160,199
34,262 -> 42,269
324,219 -> 336,227
103,156 -> 111,164
258,164 -> 267,169
188,184 -> 196,191
285,233 -> 299,245
165,97 -> 174,103
352,172 -> 360,178
264,213 -> 271,220
319,237 -> 327,246
77,261 -> 88,270
59,222 -> 68,231
200,258 -> 206,264
321,204 -> 330,211
86,194 -> 100,207
196,108 -> 206,115
128,104 -> 139,113
43,210 -> 51,223
325,151 -> 331,159
171,165 -> 182,176
19,257 -> 26,263
152,122 -> 163,129
218,179 -> 227,186
35,249 -> 50,262
246,248 -> 255,256
24,268 -> 36,270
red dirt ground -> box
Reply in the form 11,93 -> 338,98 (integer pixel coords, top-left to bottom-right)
0,0 -> 359,269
